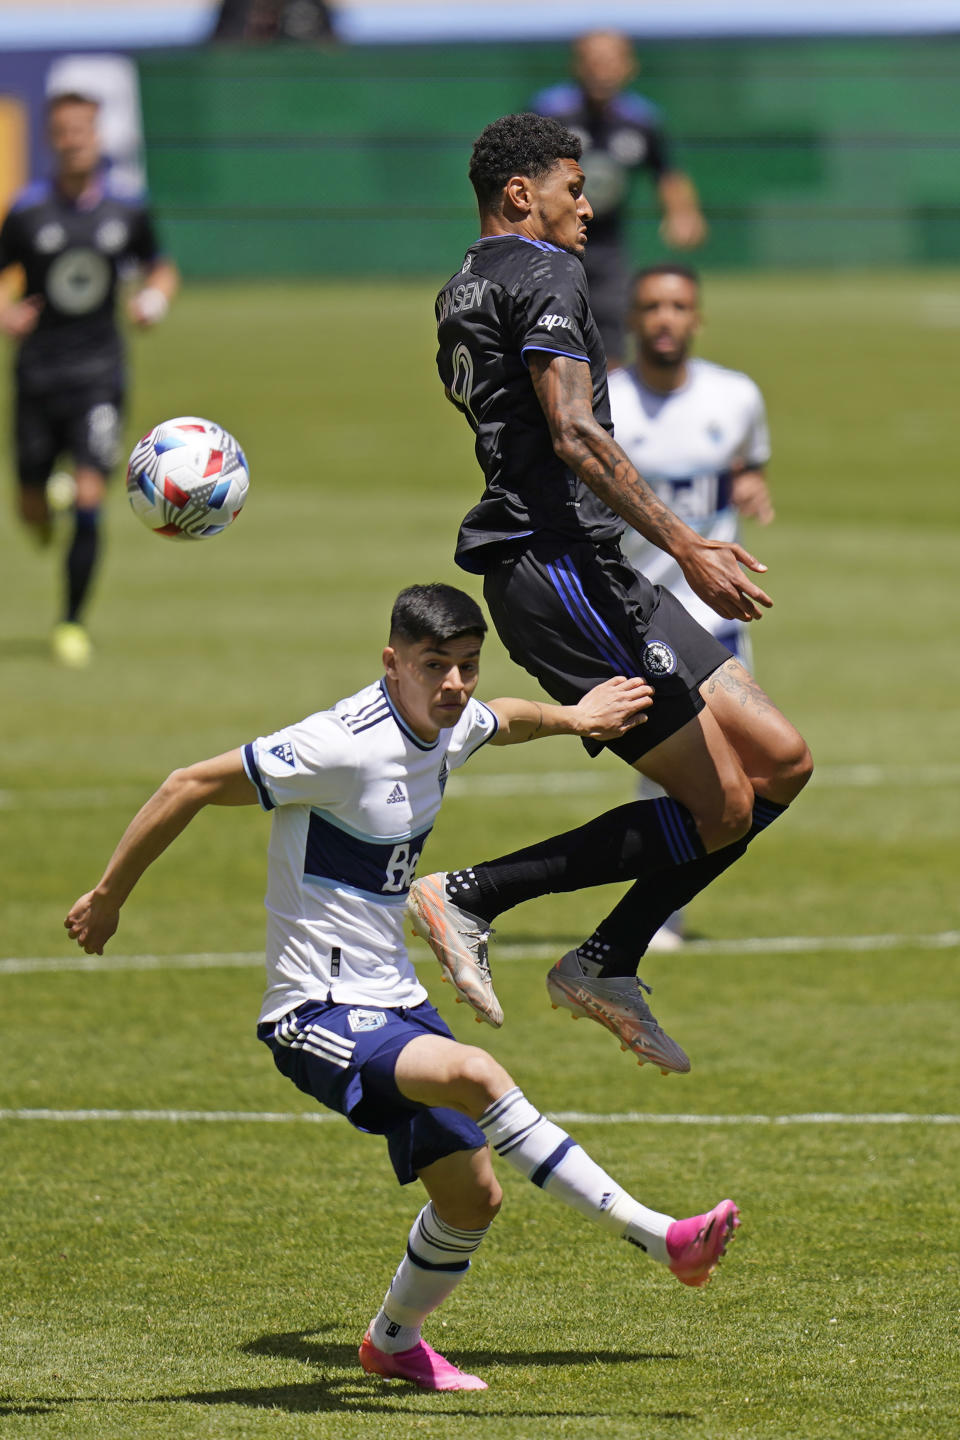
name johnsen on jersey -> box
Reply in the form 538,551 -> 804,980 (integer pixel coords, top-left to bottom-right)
436,279 -> 489,322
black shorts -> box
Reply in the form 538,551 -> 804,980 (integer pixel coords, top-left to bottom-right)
482,537 -> 731,764
14,384 -> 124,489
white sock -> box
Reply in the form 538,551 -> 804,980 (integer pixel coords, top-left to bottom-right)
368,1201 -> 490,1354
478,1086 -> 673,1264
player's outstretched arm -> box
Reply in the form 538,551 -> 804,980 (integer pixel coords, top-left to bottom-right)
64,749 -> 255,955
657,170 -> 708,250
527,352 -> 773,623
487,675 -> 652,746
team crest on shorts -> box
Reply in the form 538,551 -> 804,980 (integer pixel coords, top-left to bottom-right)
348,1008 -> 388,1033
642,640 -> 678,677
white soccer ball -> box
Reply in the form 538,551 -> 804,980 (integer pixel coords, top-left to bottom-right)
126,416 -> 250,540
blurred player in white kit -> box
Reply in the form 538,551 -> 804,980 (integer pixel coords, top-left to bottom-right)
610,264 -> 774,946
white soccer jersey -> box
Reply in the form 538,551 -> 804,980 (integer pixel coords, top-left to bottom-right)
242,679 -> 499,1023
610,358 -> 770,639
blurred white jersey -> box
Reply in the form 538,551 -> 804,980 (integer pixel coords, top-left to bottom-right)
610,358 -> 770,643
243,679 -> 498,1022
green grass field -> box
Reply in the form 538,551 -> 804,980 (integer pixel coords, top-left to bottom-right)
1,271 -> 958,1439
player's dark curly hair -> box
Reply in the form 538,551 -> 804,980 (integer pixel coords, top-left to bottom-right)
469,113 -> 582,209
389,584 -> 487,646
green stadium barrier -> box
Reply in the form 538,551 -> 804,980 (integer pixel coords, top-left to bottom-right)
137,37 -> 960,276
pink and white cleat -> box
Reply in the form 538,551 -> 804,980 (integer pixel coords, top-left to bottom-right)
359,1331 -> 488,1391
666,1198 -> 741,1287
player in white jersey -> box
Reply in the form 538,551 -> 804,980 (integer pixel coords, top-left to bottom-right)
611,263 -> 775,945
65,583 -> 739,1393
612,264 -> 773,662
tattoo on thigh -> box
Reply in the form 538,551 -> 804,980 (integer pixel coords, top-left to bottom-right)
705,658 -> 777,716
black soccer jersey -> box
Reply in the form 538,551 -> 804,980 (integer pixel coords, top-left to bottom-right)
0,176 -> 161,395
436,234 -> 624,573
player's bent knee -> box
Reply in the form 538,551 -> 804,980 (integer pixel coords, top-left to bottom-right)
764,731 -> 814,803
435,1179 -> 502,1231
466,1171 -> 503,1227
454,1046 -> 513,1111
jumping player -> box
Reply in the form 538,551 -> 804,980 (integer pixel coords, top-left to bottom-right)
0,92 -> 178,666
421,113 -> 812,1072
64,584 -> 739,1393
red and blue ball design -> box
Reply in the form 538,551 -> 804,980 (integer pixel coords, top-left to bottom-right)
126,416 -> 250,540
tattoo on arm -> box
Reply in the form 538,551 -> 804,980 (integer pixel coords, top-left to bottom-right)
528,352 -> 691,556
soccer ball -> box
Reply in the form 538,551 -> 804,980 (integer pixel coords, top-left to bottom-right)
126,416 -> 249,540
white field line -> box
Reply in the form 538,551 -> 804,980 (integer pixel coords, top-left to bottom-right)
0,1108 -> 957,1126
2,762 -> 959,812
4,930 -> 959,976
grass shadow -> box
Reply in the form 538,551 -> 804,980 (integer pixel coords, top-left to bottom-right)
0,1330 -> 687,1422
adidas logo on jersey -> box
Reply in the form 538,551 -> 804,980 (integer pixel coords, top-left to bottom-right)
270,742 -> 295,767
386,783 -> 407,805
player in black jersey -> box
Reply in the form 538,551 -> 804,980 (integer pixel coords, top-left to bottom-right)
0,92 -> 178,667
533,31 -> 706,367
415,112 -> 812,1073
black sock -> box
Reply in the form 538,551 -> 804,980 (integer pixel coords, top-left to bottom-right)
587,796 -> 790,976
445,798 -> 706,924
65,506 -> 101,623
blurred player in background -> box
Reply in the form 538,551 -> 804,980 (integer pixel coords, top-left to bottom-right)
65,583 -> 738,1393
611,263 -> 774,947
211,0 -> 337,42
533,30 -> 706,367
0,92 -> 178,667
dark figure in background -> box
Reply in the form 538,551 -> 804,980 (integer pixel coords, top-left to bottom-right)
0,92 -> 178,667
533,30 -> 706,367
212,0 -> 336,43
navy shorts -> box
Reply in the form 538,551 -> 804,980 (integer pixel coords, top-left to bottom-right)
482,536 -> 732,764
257,997 -> 487,1186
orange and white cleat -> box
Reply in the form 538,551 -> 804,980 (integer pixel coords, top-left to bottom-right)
407,873 -> 503,1027
546,949 -> 690,1074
